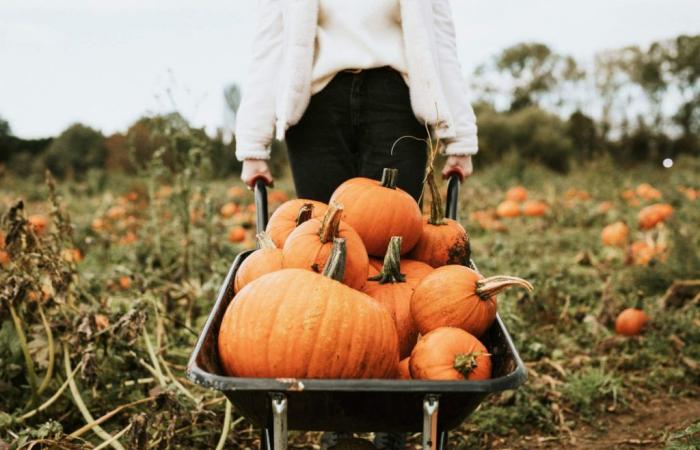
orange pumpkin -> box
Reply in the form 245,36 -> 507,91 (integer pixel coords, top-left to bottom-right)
363,237 -> 432,358
28,214 -> 49,234
118,275 -> 132,290
601,221 -> 629,247
268,190 -> 290,204
227,186 -> 245,199
615,308 -> 648,336
398,357 -> 411,380
409,173 -> 470,267
635,183 -> 661,200
218,238 -> 398,379
597,201 -> 614,214
410,327 -> 492,381
411,265 -> 533,337
628,240 -> 666,266
522,200 -> 548,217
638,203 -> 673,230
219,202 -> 238,218
266,199 -> 327,248
0,231 -> 5,249
505,186 -> 528,203
496,200 -> 520,218
234,232 -> 284,293
0,250 -> 10,266
228,226 -> 247,243
330,168 -> 423,257
283,203 -> 369,290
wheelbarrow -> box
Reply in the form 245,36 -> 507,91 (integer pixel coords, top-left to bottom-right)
186,174 -> 527,449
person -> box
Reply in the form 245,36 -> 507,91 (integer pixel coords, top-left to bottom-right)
235,0 -> 478,202
234,1 -> 478,448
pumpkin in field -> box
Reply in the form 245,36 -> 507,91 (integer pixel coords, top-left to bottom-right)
28,214 -> 49,234
283,203 -> 369,290
0,250 -> 10,266
218,238 -> 399,379
363,237 -> 433,358
266,199 -> 327,248
522,200 -> 548,217
615,308 -> 648,336
329,168 -> 423,257
227,186 -> 245,199
409,172 -> 470,267
234,232 -> 284,293
410,327 -> 492,381
635,183 -> 661,200
601,221 -> 629,247
398,357 -> 411,380
505,186 -> 528,203
638,203 -> 673,230
411,265 -> 533,337
496,200 -> 520,218
219,202 -> 238,218
628,240 -> 666,266
227,226 -> 247,243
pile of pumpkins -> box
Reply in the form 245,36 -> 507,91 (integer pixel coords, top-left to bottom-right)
218,168 -> 533,381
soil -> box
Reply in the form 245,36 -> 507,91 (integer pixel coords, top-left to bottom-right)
497,394 -> 700,449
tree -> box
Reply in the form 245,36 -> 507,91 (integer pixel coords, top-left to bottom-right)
0,116 -> 10,138
43,123 -> 106,178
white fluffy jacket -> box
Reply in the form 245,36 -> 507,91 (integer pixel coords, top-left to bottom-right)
235,0 -> 478,161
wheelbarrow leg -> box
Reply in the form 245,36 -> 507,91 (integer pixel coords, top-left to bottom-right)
422,395 -> 439,450
262,394 -> 288,450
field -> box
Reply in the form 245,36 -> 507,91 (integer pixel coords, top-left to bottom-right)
1,154 -> 699,450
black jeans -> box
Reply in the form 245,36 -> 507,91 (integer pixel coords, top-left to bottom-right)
285,67 -> 428,203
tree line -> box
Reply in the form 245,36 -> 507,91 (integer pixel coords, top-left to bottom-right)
1,34 -> 697,179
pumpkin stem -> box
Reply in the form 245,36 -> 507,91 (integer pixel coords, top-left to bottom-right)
255,231 -> 277,250
295,203 -> 314,227
380,168 -> 399,189
318,203 -> 343,244
475,276 -> 533,300
322,238 -> 346,282
368,236 -> 406,284
453,351 -> 488,379
426,169 -> 446,226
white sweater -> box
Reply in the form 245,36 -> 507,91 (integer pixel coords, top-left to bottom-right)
311,0 -> 408,94
235,0 -> 478,161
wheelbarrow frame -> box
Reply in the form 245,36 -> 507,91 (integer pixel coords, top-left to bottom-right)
187,175 -> 527,449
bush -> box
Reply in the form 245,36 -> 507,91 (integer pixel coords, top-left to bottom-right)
42,123 -> 106,178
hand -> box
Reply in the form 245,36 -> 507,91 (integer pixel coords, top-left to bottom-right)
441,155 -> 473,182
241,159 -> 274,188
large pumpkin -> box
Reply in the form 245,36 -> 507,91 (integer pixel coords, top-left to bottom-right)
638,203 -> 673,230
329,168 -> 422,257
398,357 -> 411,380
410,327 -> 492,381
363,237 -> 433,359
233,232 -> 283,293
411,265 -> 533,337
266,199 -> 327,248
601,221 -> 629,247
283,203 -> 369,290
219,238 -> 398,379
409,172 -> 470,267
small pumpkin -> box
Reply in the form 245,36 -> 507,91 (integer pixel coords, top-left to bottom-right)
635,183 -> 661,200
28,214 -> 49,234
266,199 -> 327,248
638,203 -> 673,230
398,357 -> 411,380
234,232 -> 284,293
283,203 -> 369,290
227,226 -> 246,243
411,265 -> 533,337
522,200 -> 548,217
0,250 -> 10,266
601,221 -> 629,247
330,168 -> 423,257
409,171 -> 470,267
628,240 -> 666,266
615,307 -> 648,336
410,327 -> 492,381
219,238 -> 398,379
496,200 -> 520,218
505,186 -> 528,203
219,202 -> 238,218
363,237 -> 432,358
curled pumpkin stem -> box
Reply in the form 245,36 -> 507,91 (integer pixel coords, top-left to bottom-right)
368,236 -> 406,284
453,351 -> 490,379
380,168 -> 399,189
426,170 -> 446,226
476,276 -> 533,300
295,203 -> 314,227
318,203 -> 343,243
255,231 -> 277,250
322,238 -> 347,281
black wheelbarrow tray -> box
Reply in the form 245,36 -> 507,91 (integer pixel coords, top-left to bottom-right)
187,175 -> 527,450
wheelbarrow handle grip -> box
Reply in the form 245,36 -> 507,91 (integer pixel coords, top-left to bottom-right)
254,178 -> 269,235
445,173 -> 460,222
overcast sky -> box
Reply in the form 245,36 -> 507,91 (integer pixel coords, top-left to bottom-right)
1,0 -> 698,138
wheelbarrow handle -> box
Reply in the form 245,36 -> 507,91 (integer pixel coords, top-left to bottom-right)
254,178 -> 270,235
445,173 -> 460,222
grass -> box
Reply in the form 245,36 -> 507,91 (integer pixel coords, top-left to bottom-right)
0,149 -> 699,448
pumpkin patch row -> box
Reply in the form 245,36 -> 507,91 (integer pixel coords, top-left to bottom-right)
218,168 -> 534,382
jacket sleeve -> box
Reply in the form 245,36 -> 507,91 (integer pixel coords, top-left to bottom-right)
431,0 -> 479,156
234,0 -> 283,161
